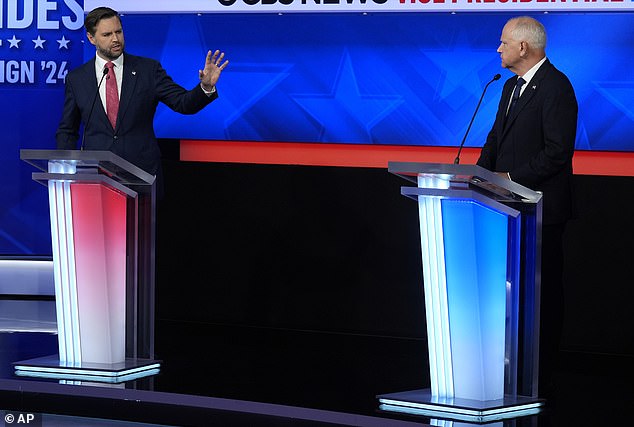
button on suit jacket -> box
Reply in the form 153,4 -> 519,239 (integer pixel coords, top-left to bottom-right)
56,54 -> 218,176
477,60 -> 578,225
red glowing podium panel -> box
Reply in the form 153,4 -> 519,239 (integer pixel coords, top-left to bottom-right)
18,150 -> 158,382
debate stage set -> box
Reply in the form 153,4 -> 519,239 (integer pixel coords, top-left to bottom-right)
2,2 -> 634,427
2,145 -> 634,426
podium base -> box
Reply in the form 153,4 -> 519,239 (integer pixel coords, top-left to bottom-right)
13,355 -> 161,384
378,389 -> 544,423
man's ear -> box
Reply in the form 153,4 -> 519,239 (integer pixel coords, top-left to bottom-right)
87,32 -> 96,46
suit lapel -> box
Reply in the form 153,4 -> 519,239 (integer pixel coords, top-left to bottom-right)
82,58 -> 109,126
116,55 -> 139,131
501,60 -> 552,137
496,79 -> 514,137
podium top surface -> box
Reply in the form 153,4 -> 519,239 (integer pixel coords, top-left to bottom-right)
20,149 -> 155,186
388,161 -> 542,204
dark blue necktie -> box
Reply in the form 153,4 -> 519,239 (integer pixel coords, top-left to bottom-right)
507,77 -> 526,117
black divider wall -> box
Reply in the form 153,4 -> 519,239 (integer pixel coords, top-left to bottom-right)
562,175 -> 634,356
156,160 -> 425,338
156,154 -> 634,360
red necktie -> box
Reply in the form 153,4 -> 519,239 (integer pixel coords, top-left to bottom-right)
105,61 -> 119,129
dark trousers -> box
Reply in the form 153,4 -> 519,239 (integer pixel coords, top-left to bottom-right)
538,223 -> 566,395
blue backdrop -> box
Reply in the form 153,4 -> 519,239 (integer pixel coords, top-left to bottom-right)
1,1 -> 83,255
124,12 -> 633,151
2,11 -> 633,255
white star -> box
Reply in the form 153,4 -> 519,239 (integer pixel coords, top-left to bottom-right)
8,35 -> 21,48
32,35 -> 46,49
57,36 -> 70,50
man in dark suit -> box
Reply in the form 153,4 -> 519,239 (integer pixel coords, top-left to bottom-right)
56,6 -> 228,178
477,16 -> 578,397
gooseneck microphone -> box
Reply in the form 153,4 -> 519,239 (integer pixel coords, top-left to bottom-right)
80,66 -> 109,151
453,73 -> 501,164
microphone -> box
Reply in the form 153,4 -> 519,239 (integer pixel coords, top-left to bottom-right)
80,66 -> 109,151
453,73 -> 501,164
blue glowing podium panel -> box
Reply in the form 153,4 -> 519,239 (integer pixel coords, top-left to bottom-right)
380,162 -> 543,421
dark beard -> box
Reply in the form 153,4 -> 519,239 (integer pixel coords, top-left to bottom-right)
98,46 -> 123,61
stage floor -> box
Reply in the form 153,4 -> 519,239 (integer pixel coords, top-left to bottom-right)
2,301 -> 633,426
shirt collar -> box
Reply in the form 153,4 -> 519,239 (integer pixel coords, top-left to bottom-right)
518,56 -> 547,86
95,53 -> 124,71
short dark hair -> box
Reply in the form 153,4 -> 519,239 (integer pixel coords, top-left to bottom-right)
85,7 -> 120,36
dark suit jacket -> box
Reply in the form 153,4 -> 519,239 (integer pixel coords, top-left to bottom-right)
56,53 -> 218,175
477,59 -> 577,225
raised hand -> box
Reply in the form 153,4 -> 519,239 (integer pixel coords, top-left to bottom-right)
199,50 -> 229,91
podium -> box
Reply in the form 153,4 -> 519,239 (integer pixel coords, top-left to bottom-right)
15,150 -> 160,383
378,162 -> 544,422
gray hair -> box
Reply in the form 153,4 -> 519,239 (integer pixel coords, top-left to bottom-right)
508,17 -> 547,51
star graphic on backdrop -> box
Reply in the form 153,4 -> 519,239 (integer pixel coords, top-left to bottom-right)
8,35 -> 21,48
594,81 -> 634,122
152,14 -> 295,140
422,32 -> 498,107
290,52 -> 402,143
57,36 -> 70,50
221,63 -> 292,128
32,36 -> 46,49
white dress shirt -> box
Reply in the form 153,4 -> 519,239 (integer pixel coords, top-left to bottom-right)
94,53 -> 124,114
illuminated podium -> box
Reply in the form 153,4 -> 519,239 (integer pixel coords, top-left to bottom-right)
378,162 -> 544,422
15,150 -> 160,382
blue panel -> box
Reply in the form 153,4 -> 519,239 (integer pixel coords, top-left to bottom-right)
0,2 -> 83,255
441,199 -> 508,401
119,12 -> 634,151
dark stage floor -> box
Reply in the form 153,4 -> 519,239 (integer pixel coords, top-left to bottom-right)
1,302 -> 633,426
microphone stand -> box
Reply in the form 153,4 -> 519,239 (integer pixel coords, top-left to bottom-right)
81,66 -> 109,151
454,73 -> 501,164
